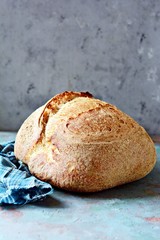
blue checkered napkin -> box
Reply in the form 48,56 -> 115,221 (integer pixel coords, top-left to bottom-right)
0,141 -> 53,205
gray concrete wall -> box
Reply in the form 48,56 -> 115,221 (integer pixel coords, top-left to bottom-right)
0,0 -> 160,134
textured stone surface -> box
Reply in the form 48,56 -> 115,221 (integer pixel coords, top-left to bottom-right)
0,0 -> 160,133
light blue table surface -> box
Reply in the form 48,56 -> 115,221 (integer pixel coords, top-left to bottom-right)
0,132 -> 160,240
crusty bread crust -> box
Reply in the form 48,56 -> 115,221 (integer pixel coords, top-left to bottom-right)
14,91 -> 156,192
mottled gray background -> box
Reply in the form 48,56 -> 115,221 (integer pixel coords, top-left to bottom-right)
0,0 -> 160,134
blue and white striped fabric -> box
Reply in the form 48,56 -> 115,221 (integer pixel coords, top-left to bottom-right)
0,141 -> 53,205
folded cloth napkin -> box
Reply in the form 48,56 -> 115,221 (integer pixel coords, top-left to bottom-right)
0,141 -> 53,205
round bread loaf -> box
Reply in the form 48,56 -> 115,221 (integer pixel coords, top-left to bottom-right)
14,91 -> 156,192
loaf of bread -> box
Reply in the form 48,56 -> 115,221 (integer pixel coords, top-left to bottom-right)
14,91 -> 156,192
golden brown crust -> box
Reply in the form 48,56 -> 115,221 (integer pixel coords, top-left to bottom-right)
15,91 -> 92,162
38,91 -> 93,129
14,106 -> 43,163
14,91 -> 156,192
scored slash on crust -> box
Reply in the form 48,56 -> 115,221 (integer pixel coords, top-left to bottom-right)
38,91 -> 93,128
